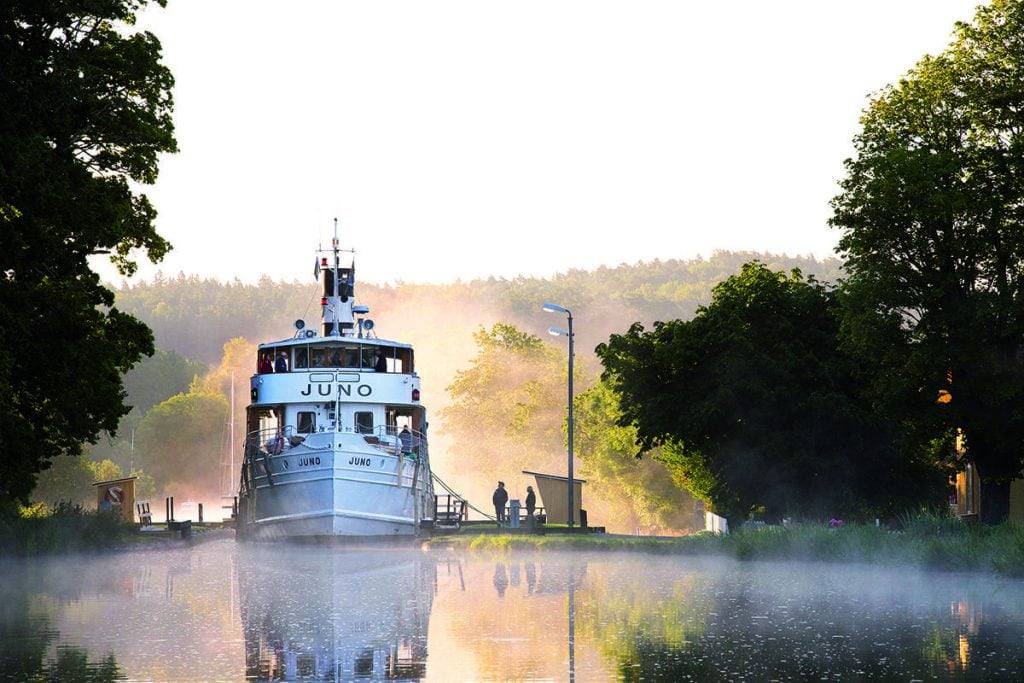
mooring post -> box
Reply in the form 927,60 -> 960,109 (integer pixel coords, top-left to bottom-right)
198,503 -> 203,524
165,497 -> 170,524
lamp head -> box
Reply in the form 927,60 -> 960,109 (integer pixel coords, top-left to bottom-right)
542,302 -> 568,315
549,326 -> 568,337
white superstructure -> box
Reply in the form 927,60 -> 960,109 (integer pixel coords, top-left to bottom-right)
236,226 -> 434,539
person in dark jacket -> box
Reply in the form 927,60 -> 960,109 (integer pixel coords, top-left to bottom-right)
492,481 -> 508,525
525,486 -> 536,517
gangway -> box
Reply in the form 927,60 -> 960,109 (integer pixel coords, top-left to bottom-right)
433,494 -> 468,529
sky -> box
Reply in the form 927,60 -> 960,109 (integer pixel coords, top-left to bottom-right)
99,0 -> 987,286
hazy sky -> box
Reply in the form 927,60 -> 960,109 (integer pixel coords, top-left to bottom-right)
102,0 -> 985,286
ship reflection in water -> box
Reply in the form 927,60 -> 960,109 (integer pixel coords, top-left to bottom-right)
3,539 -> 1024,680
237,544 -> 435,682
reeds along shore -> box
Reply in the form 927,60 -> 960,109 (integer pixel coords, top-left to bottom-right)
430,511 -> 1024,579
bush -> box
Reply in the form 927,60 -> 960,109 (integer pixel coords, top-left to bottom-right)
0,501 -> 138,556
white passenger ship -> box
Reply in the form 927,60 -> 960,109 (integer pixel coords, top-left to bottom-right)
236,228 -> 434,539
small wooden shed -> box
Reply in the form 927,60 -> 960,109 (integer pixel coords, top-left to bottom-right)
93,476 -> 138,523
522,470 -> 586,526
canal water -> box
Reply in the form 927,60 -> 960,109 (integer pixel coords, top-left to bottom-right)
2,536 -> 1024,681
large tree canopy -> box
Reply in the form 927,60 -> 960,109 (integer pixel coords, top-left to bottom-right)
0,0 -> 175,504
597,262 -> 941,528
829,0 -> 1024,522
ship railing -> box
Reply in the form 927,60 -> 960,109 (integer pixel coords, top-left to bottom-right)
244,425 -> 300,459
360,425 -> 428,462
240,426 -> 300,490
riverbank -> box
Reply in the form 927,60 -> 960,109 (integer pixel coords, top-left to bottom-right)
428,515 -> 1024,578
6,505 -> 1023,578
0,503 -> 230,556
0,503 -> 139,556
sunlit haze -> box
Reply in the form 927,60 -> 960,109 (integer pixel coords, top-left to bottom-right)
97,0 -> 985,285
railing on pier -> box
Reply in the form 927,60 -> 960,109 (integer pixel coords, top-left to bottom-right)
434,494 -> 468,528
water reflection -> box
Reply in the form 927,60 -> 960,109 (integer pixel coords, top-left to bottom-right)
0,561 -> 124,682
237,544 -> 435,681
2,542 -> 1024,681
579,557 -> 1024,681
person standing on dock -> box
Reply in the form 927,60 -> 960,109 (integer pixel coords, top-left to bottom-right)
525,486 -> 536,518
492,481 -> 508,525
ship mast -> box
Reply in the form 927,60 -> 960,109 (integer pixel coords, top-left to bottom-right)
331,217 -> 340,337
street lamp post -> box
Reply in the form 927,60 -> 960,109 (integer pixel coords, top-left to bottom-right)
543,302 -> 574,528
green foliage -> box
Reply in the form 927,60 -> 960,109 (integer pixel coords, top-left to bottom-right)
134,390 -> 228,498
598,262 -> 943,528
434,514 -> 1024,578
574,380 -> 701,532
30,455 -> 155,508
110,253 -> 843,366
441,324 -> 566,482
123,348 -> 206,414
0,502 -> 136,556
29,455 -> 97,507
830,0 -> 1024,520
0,0 -> 176,504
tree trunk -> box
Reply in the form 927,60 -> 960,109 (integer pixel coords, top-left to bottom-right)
980,477 -> 1011,525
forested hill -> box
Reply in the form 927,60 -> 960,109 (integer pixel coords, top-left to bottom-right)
111,251 -> 842,366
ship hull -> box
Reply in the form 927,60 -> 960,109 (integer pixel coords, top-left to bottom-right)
237,436 -> 432,540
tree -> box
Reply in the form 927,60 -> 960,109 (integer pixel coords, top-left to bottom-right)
134,390 -> 228,500
829,0 -> 1024,523
441,324 -> 567,486
0,0 -> 175,504
574,380 -> 702,533
28,455 -> 97,507
123,348 -> 206,415
597,262 -> 940,529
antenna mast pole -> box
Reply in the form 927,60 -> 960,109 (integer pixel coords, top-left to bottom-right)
331,217 -> 340,337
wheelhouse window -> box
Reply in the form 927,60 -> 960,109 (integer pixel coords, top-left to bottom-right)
372,347 -> 414,373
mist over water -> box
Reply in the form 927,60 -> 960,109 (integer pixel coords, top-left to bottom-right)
4,538 -> 1023,681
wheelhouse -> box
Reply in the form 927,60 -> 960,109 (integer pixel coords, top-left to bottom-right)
255,341 -> 414,374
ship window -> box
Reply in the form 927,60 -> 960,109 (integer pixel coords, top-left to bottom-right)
294,346 -> 309,369
355,411 -> 374,434
311,348 -> 329,368
297,411 -> 316,434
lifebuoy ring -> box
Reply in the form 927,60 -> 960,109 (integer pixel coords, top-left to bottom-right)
104,486 -> 123,504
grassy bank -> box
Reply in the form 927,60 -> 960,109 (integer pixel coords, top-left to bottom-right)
429,514 -> 1024,578
0,502 -> 140,556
